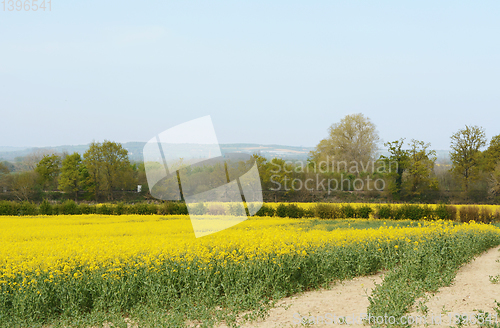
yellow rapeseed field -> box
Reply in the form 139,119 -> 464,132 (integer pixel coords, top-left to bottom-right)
0,215 -> 497,281
0,214 -> 499,326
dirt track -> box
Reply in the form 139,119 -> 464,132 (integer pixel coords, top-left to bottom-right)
218,246 -> 500,327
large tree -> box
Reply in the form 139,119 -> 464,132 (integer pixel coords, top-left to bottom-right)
405,139 -> 438,197
59,153 -> 86,201
450,125 -> 487,193
379,139 -> 437,200
35,154 -> 61,190
482,134 -> 500,172
83,141 -> 134,201
83,141 -> 104,201
11,171 -> 38,201
100,141 -> 134,199
378,139 -> 409,199
310,113 -> 380,174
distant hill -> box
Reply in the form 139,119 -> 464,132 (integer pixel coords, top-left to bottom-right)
0,143 -> 451,163
0,143 -> 314,162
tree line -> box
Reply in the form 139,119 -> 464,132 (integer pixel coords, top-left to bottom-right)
253,114 -> 500,203
0,141 -> 147,202
0,114 -> 499,204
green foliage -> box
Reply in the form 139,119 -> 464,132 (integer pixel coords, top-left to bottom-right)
266,203 -> 308,218
0,162 -> 9,175
450,125 -> 487,193
340,204 -> 355,218
0,201 -> 495,223
483,134 -> 500,172
11,171 -> 39,201
1,220 -> 498,327
158,202 -> 188,215
310,113 -> 380,172
434,204 -> 457,221
39,199 -> 53,215
367,226 -> 500,327
35,154 -> 61,190
405,139 -> 438,198
275,203 -> 287,217
376,204 -> 393,219
83,141 -> 134,202
0,201 -> 18,215
61,200 -> 79,215
379,139 -> 438,201
356,205 -> 373,218
113,202 -> 126,215
398,204 -> 432,221
59,153 -> 87,200
314,203 -> 342,219
97,204 -> 113,215
78,203 -> 95,215
254,204 -> 275,217
379,139 -> 409,200
283,203 -> 305,218
18,201 -> 38,216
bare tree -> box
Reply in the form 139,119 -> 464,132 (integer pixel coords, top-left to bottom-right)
489,163 -> 500,197
11,171 -> 38,201
23,149 -> 55,171
310,113 -> 380,174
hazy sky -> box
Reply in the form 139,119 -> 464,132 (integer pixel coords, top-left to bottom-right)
1,1 -> 499,150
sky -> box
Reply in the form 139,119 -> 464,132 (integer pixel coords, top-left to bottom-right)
1,1 -> 499,150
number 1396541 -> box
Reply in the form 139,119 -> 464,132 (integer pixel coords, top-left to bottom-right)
2,0 -> 51,11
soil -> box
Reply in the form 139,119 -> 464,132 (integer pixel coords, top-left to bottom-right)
217,246 -> 500,327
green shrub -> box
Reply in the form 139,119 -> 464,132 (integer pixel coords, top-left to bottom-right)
158,202 -> 171,215
341,204 -> 356,218
0,201 -> 18,216
39,199 -> 53,215
18,201 -> 38,216
51,203 -> 61,215
433,204 -> 449,220
314,203 -> 342,219
61,200 -> 79,215
284,204 -> 304,218
113,202 -> 126,215
78,203 -> 94,214
376,205 -> 392,219
160,202 -> 188,215
148,204 -> 158,215
275,204 -> 287,218
356,205 -> 373,219
303,208 -> 316,218
254,204 -> 275,217
97,204 -> 113,215
400,204 -> 424,221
